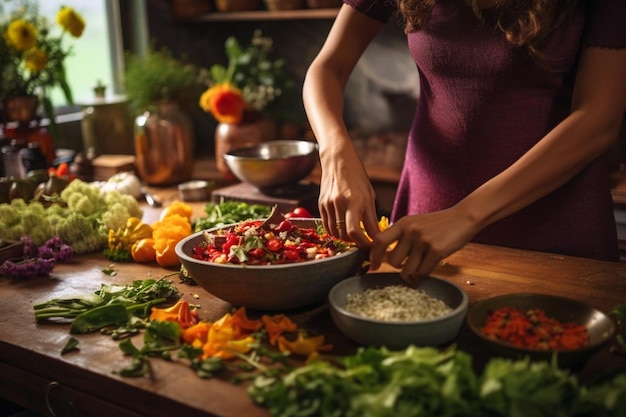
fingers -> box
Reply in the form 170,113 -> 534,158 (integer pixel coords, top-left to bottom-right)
369,225 -> 441,284
369,227 -> 400,270
319,199 -> 376,248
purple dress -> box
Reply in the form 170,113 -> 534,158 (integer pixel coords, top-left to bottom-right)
343,0 -> 626,261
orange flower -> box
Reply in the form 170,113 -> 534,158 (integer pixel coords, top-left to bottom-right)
199,82 -> 245,124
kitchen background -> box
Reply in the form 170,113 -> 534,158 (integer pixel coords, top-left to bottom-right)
49,0 -> 417,169
2,0 -> 626,254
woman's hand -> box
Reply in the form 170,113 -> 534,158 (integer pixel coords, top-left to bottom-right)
368,205 -> 480,283
317,145 -> 380,250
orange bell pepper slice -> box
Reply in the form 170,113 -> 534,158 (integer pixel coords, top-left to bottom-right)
201,320 -> 256,359
277,331 -> 332,361
131,237 -> 156,263
149,299 -> 196,328
159,201 -> 194,221
182,321 -> 211,345
231,307 -> 263,333
262,314 -> 297,346
154,238 -> 180,267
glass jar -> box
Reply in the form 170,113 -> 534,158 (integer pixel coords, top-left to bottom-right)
134,101 -> 194,185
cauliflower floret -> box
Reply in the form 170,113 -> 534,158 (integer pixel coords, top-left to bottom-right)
0,203 -> 21,227
61,179 -> 105,216
65,193 -> 96,217
100,202 -> 135,233
103,191 -> 143,219
55,213 -> 106,254
21,212 -> 54,245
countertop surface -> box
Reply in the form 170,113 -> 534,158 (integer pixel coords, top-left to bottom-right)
1,198 -> 626,416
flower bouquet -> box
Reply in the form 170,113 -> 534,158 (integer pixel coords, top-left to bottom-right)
0,0 -> 85,141
198,30 -> 295,126
198,30 -> 297,179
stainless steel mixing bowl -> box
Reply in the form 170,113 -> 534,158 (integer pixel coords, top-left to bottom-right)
223,140 -> 318,190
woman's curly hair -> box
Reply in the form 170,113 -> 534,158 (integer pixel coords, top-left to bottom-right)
395,0 -> 581,58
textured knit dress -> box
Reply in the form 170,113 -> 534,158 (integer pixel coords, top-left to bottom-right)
343,0 -> 626,261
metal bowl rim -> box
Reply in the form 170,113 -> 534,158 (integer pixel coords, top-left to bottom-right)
223,140 -> 319,161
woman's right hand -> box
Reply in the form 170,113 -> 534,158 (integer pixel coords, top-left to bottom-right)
317,143 -> 380,250
302,5 -> 386,250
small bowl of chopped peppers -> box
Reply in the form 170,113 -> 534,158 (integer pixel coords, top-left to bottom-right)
175,217 -> 366,311
466,293 -> 616,368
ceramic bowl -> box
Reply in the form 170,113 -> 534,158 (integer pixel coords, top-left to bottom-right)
466,293 -> 616,368
175,218 -> 365,311
328,273 -> 469,350
223,140 -> 318,190
178,180 -> 214,202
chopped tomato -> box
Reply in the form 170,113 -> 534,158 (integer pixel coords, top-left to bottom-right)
266,238 -> 283,252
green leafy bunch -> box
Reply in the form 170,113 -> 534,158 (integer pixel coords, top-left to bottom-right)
124,47 -> 202,113
204,29 -> 296,120
249,345 -> 626,417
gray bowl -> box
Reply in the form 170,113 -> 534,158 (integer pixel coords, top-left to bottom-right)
329,273 -> 469,349
467,293 -> 616,368
223,140 -> 318,190
175,218 -> 365,311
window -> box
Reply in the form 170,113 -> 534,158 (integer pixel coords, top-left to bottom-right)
1,0 -> 124,109
36,0 -> 122,108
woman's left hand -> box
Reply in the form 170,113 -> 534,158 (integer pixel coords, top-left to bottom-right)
368,206 -> 479,283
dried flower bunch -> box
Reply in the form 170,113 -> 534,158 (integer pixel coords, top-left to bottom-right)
199,30 -> 294,125
0,0 -> 85,122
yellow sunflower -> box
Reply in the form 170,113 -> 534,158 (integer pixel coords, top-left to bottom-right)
56,6 -> 85,38
24,47 -> 48,72
4,18 -> 38,51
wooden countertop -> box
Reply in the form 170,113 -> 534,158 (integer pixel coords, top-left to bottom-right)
1,243 -> 625,416
1,200 -> 626,416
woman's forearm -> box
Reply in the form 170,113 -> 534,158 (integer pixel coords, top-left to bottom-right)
459,107 -> 624,231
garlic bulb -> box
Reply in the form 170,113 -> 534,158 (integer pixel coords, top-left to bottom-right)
101,171 -> 142,198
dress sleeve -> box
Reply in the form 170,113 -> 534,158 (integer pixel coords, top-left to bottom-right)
343,0 -> 395,23
582,0 -> 626,49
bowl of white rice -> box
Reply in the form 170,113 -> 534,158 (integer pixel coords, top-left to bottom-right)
328,273 -> 468,349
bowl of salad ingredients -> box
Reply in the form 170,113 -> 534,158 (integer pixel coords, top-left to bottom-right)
328,273 -> 468,349
176,213 -> 366,311
466,293 -> 616,368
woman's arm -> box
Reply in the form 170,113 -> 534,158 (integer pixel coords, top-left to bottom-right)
303,5 -> 385,247
370,46 -> 626,282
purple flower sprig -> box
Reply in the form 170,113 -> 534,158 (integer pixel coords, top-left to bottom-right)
0,237 -> 75,279
0,258 -> 56,279
20,236 -> 74,263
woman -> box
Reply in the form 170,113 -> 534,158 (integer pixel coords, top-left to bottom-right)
303,0 -> 626,283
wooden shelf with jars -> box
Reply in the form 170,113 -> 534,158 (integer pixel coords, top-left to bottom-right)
190,8 -> 339,22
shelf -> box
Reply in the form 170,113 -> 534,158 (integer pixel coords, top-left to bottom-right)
190,8 -> 339,22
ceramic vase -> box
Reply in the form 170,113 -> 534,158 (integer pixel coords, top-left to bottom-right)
134,101 -> 194,185
214,118 -> 265,181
